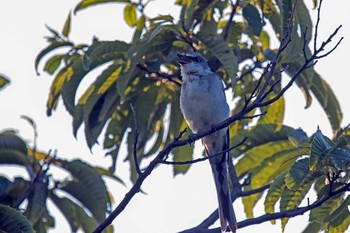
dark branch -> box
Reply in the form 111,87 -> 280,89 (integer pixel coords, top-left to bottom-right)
222,0 -> 239,41
162,137 -> 248,165
130,104 -> 142,175
137,63 -> 181,86
180,183 -> 350,233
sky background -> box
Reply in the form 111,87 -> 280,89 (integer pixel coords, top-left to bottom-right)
1,0 -> 350,232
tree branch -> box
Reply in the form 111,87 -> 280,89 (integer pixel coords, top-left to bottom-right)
162,137 -> 248,165
130,104 -> 141,175
93,0 -> 343,231
180,182 -> 350,233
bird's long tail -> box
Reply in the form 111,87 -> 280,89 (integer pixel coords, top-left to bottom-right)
210,159 -> 237,233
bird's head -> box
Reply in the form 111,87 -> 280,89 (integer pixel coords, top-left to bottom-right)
177,52 -> 210,75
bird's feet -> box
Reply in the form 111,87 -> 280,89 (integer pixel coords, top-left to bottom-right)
187,133 -> 195,146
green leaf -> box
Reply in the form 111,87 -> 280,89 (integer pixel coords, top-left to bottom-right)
330,148 -> 350,170
0,74 -> 10,90
49,193 -> 80,232
132,15 -> 145,44
264,173 -> 286,223
59,159 -> 110,221
287,128 -> 308,147
241,146 -> 306,218
310,73 -> 342,133
62,11 -> 71,37
235,141 -> 294,177
285,158 -> 309,191
0,204 -> 34,233
183,0 -> 200,29
243,4 -> 263,36
44,54 -> 64,74
327,196 -> 350,233
258,95 -> 285,127
260,30 -> 270,50
35,41 -> 73,75
196,31 -> 238,84
280,181 -> 313,231
172,120 -> 193,175
310,129 -> 332,170
310,184 -> 343,223
124,3 -> 137,27
295,0 -> 313,42
0,133 -> 30,166
24,181 -> 49,225
74,0 -> 130,14
301,222 -> 322,233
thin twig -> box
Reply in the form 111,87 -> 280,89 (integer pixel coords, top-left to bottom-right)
222,0 -> 239,40
162,137 -> 248,165
130,104 -> 142,175
137,63 -> 181,86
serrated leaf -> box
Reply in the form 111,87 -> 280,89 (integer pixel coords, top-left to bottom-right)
310,129 -> 332,170
62,11 -> 71,37
243,4 -> 263,36
124,3 -> 137,27
0,74 -> 10,90
74,0 -> 130,14
0,204 -> 34,233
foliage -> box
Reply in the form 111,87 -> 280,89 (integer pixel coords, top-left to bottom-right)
26,0 -> 349,232
0,125 -> 123,233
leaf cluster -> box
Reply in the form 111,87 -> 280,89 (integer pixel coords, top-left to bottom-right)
33,0 -> 348,232
0,127 -> 123,233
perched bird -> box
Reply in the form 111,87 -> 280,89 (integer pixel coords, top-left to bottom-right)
177,52 -> 237,233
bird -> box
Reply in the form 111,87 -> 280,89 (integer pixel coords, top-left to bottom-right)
177,52 -> 237,233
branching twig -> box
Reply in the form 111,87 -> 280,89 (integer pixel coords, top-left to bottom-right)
93,0 -> 343,231
137,63 -> 181,86
11,150 -> 56,209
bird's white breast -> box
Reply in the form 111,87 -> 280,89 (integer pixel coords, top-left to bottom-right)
180,73 -> 229,133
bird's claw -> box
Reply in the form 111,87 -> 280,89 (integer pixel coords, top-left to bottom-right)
187,134 -> 195,146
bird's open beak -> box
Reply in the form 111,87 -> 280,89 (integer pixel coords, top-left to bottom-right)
177,53 -> 192,65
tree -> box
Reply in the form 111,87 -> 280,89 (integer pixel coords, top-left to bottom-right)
0,0 -> 349,232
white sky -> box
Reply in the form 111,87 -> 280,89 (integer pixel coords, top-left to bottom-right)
0,0 -> 350,233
